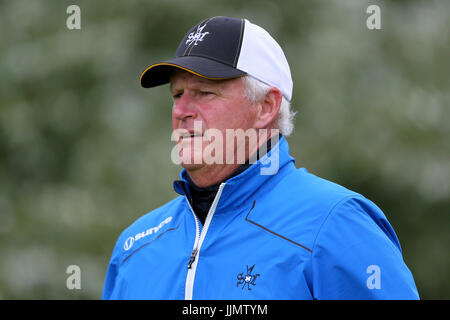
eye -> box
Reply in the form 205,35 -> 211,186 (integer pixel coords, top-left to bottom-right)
172,92 -> 183,99
199,91 -> 214,96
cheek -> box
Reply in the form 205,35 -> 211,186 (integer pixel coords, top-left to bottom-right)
171,109 -> 183,130
171,117 -> 178,130
232,104 -> 258,129
220,100 -> 254,127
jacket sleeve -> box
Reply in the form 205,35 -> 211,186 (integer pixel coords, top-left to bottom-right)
310,196 -> 419,300
102,234 -> 126,300
102,258 -> 118,300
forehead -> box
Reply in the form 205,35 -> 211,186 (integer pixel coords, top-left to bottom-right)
169,70 -> 242,89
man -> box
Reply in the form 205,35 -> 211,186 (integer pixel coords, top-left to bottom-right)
102,16 -> 419,299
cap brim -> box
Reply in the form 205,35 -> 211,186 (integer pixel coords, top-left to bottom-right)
140,56 -> 246,88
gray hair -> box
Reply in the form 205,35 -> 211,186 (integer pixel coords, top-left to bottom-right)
241,75 -> 296,137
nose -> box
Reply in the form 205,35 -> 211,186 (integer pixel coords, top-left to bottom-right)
172,92 -> 197,122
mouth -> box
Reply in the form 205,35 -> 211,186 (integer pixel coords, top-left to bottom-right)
182,131 -> 203,139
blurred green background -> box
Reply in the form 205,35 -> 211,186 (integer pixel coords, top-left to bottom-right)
0,0 -> 448,299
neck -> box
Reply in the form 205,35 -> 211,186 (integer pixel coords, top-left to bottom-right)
186,163 -> 241,188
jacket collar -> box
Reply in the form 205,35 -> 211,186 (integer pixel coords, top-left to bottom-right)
173,135 -> 295,211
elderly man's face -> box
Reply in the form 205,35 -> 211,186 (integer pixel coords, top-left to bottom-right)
170,70 -> 259,171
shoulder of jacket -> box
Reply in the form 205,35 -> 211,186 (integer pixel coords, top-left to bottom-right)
111,196 -> 185,258
247,167 -> 364,253
127,196 -> 184,231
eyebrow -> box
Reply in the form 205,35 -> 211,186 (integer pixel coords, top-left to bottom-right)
170,75 -> 220,92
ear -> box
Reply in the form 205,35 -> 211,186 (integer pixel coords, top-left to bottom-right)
253,87 -> 282,130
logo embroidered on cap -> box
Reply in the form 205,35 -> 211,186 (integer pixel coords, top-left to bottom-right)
185,23 -> 209,46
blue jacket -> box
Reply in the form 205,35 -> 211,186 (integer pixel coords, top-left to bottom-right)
102,137 -> 419,299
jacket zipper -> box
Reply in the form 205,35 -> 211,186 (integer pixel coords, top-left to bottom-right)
184,183 -> 226,300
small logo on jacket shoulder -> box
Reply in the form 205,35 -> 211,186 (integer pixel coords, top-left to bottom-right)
236,264 -> 260,290
123,216 -> 173,251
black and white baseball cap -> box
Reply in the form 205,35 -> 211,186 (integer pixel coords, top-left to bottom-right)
140,16 -> 293,101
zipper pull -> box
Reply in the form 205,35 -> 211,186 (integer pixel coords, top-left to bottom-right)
187,248 -> 198,269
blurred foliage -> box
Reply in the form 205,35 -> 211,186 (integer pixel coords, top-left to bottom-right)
0,0 -> 449,299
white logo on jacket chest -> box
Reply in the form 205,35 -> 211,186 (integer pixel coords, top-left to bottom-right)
123,216 -> 173,251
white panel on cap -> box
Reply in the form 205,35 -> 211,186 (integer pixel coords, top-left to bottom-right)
237,19 -> 293,101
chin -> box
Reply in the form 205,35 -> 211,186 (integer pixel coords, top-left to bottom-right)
178,152 -> 206,171
180,161 -> 205,171
176,142 -> 205,169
